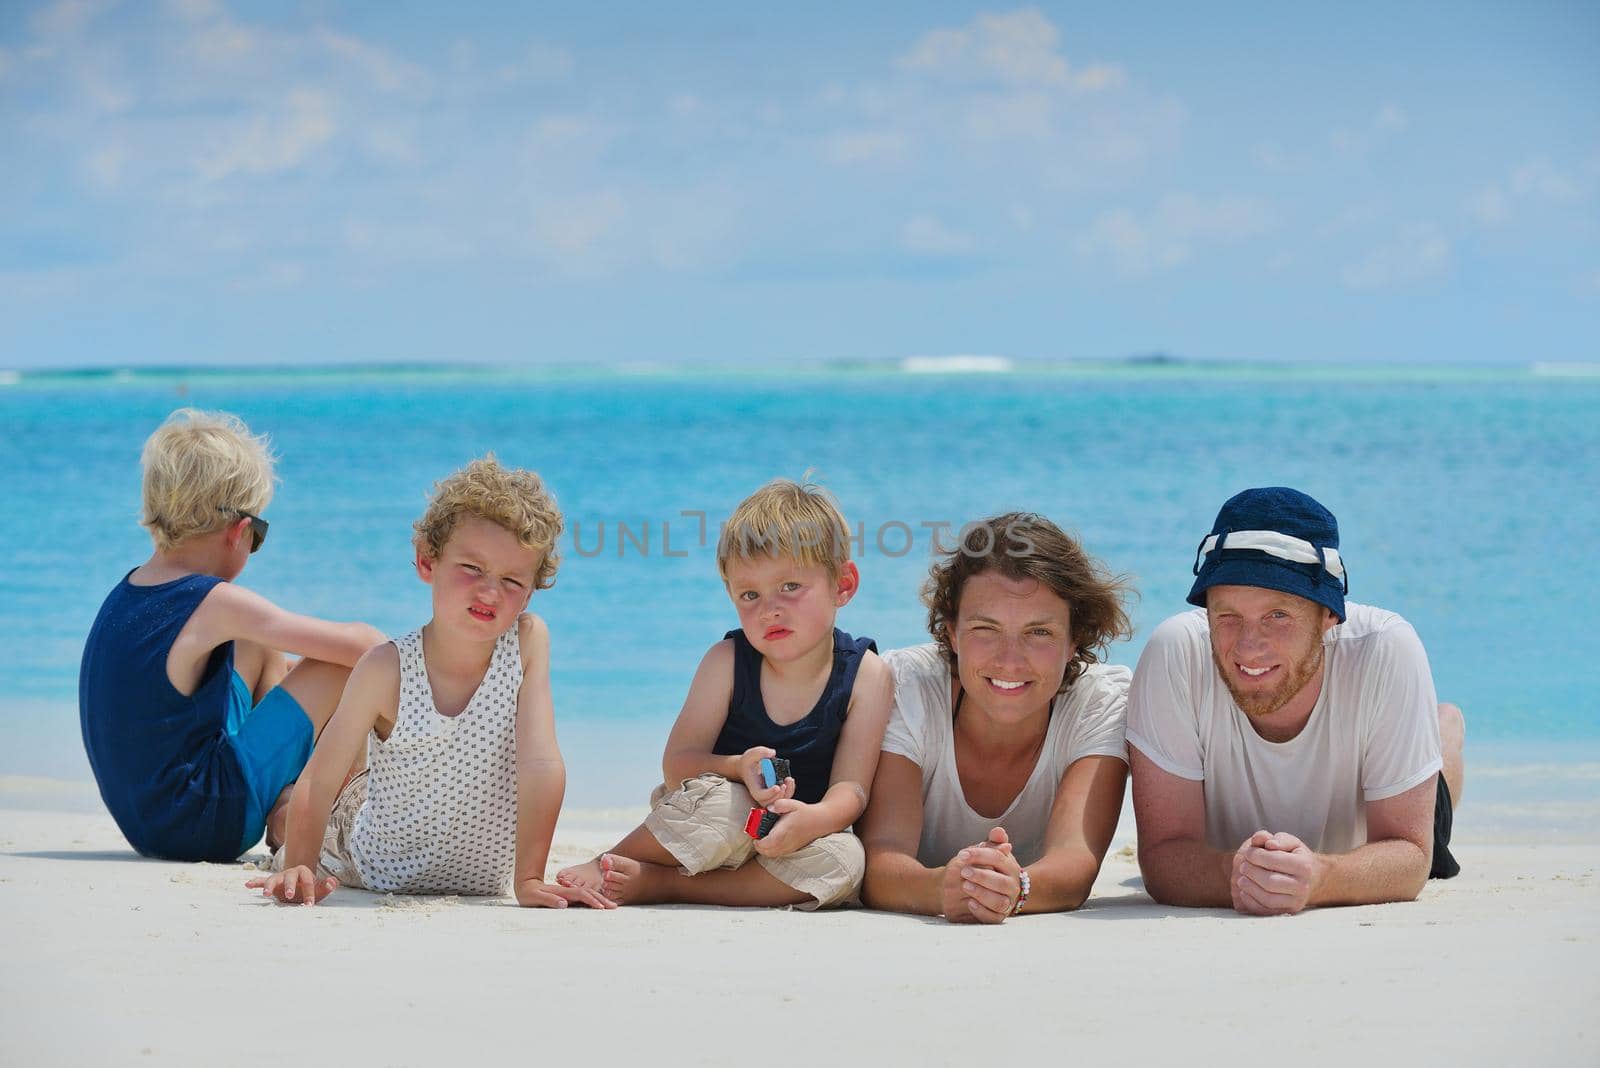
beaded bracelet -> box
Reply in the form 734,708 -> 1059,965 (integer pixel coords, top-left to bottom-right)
1011,868 -> 1031,916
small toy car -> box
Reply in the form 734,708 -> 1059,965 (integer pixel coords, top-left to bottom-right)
747,756 -> 792,838
759,757 -> 791,790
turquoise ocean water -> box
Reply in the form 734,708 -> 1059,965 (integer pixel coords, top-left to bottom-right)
2,362 -> 1596,815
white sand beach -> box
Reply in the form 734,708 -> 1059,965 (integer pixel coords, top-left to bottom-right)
2,798 -> 1596,1066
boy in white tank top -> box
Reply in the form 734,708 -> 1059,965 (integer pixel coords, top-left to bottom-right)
247,457 -> 612,909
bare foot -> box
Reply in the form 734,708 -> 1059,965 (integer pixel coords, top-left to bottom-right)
601,854 -> 678,905
555,854 -> 611,893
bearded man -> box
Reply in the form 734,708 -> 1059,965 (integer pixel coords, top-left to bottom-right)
1127,487 -> 1463,915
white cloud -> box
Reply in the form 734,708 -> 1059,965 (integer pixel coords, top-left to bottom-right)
824,129 -> 911,166
497,43 -> 574,83
522,115 -> 618,175
647,185 -> 745,272
0,265 -> 101,300
32,0 -> 117,38
1267,105 -> 1407,172
1080,210 -> 1182,275
6,1 -> 1167,294
1318,201 -> 1385,237
362,124 -> 421,166
1465,184 -> 1511,226
169,16 -> 427,102
85,144 -> 127,189
199,88 -> 336,181
1073,97 -> 1185,168
1342,223 -> 1451,288
189,20 -> 257,66
532,189 -> 627,258
1331,104 -> 1407,157
814,83 -> 850,108
900,8 -> 1069,87
1253,142 -> 1303,174
315,30 -> 428,94
342,219 -> 475,263
1072,64 -> 1126,92
1078,193 -> 1275,277
24,9 -> 456,210
530,115 -> 608,147
523,43 -> 575,80
1374,104 -> 1407,133
962,89 -> 1053,141
164,0 -> 221,22
1511,158 -> 1585,203
902,215 -> 974,256
79,63 -> 134,114
897,7 -> 1121,97
228,260 -> 306,291
1466,158 -> 1591,226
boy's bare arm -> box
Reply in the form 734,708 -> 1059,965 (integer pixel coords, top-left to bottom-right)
248,643 -> 396,905
658,641 -> 749,786
825,651 -> 893,817
511,615 -> 612,909
185,582 -> 386,669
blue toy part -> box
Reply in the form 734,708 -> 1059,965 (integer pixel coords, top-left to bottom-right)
758,756 -> 791,790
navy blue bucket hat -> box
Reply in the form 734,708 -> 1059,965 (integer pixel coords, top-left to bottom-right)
1187,487 -> 1348,622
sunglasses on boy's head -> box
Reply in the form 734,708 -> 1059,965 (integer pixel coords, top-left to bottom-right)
220,508 -> 269,552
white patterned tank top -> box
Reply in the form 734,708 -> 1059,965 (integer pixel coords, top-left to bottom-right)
349,624 -> 523,895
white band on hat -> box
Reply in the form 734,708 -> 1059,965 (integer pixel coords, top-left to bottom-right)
1199,530 -> 1344,580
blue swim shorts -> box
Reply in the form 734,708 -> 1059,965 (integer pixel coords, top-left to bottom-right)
224,671 -> 314,854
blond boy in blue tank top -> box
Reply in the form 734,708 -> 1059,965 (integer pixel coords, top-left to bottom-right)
248,457 -> 611,908
556,478 -> 894,909
80,409 -> 386,863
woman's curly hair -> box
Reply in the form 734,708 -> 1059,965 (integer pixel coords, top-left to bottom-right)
923,512 -> 1134,691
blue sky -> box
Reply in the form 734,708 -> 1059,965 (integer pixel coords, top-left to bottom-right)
2,1 -> 1596,369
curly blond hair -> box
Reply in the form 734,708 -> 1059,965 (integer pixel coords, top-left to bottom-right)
413,455 -> 563,590
141,409 -> 276,552
716,477 -> 853,581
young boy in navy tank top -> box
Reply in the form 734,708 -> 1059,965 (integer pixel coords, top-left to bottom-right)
248,457 -> 612,909
557,478 -> 893,909
79,409 -> 386,863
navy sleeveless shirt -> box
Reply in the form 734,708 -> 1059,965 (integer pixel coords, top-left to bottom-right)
711,627 -> 876,805
79,571 -> 250,861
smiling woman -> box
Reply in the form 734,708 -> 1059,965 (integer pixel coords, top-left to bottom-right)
859,513 -> 1135,922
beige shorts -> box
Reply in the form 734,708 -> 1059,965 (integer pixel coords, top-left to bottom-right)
270,770 -> 368,890
644,774 -> 864,910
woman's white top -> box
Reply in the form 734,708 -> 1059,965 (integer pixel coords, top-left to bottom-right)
881,643 -> 1130,868
349,626 -> 523,895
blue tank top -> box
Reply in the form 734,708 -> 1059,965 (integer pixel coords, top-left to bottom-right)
711,627 -> 876,805
79,571 -> 250,861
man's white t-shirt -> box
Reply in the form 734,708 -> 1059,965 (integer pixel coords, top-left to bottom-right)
881,643 -> 1130,868
1126,603 -> 1441,854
